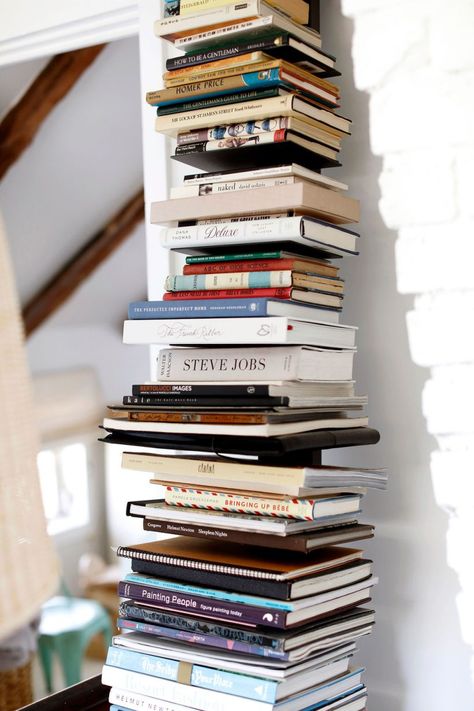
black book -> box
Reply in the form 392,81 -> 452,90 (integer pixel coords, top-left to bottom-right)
171,137 -> 340,172
165,33 -> 340,79
99,426 -> 381,463
122,395 -> 288,407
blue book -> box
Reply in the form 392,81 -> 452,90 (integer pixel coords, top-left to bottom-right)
106,646 -> 279,702
127,298 -> 338,321
124,572 -> 295,611
165,270 -> 290,291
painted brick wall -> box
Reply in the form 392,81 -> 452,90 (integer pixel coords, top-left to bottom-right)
342,0 -> 474,677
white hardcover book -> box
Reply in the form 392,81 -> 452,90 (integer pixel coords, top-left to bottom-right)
156,345 -> 355,381
123,317 -> 356,348
159,216 -> 358,257
182,164 -> 348,190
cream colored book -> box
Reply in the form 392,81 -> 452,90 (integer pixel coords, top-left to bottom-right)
151,181 -> 359,226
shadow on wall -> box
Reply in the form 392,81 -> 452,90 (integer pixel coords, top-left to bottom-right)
321,3 -> 473,710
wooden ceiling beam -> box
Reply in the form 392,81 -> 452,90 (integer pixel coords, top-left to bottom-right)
22,189 -> 145,336
0,44 -> 106,181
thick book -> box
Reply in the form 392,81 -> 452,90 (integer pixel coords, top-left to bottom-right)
117,603 -> 373,660
165,34 -> 337,77
170,0 -> 310,25
121,452 -> 386,495
163,486 -> 361,520
157,86 -> 283,116
147,67 -> 338,108
122,316 -> 356,349
112,633 -> 354,678
175,118 -> 342,152
117,576 -> 375,629
155,92 -> 351,136
103,413 -> 369,438
174,131 -> 338,164
103,667 -> 365,711
127,559 -> 373,603
163,271 -> 343,294
128,298 -> 340,324
156,345 -> 355,382
152,182 -> 358,226
162,287 -> 343,309
116,537 -> 365,587
181,164 -> 347,190
159,216 -> 359,259
101,427 -> 381,459
139,515 -> 375,552
105,645 -> 349,704
171,134 -> 340,171
155,1 -> 321,46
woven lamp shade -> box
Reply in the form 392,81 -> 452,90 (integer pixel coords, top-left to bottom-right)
0,216 -> 59,640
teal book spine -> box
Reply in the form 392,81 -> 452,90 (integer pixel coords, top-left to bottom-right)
165,271 -> 291,291
124,572 -> 295,611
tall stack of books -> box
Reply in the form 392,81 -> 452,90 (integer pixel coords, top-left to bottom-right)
101,2 -> 386,710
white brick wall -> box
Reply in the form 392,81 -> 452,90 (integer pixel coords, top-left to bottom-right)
343,0 -> 474,693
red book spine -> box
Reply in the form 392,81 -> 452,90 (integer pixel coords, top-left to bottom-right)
163,287 -> 293,300
183,258 -> 297,275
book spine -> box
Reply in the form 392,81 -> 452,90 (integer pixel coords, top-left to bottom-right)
118,581 -> 286,627
102,665 -> 271,711
160,216 -> 302,249
105,665 -> 274,711
154,0 -> 262,37
142,518 -> 306,552
155,345 -> 301,381
107,647 -> 279,702
128,297 -> 285,317
165,486 -> 316,519
165,58 -> 279,88
182,258 -> 313,274
124,571 -> 293,610
177,118 -> 290,145
171,176 -> 297,196
148,68 -> 282,107
123,316 -> 292,345
108,686 -> 197,711
123,395 -> 284,406
174,16 -> 276,50
118,600 -> 284,649
185,250 -> 287,262
162,287 -> 293,299
174,128 -> 287,154
165,51 -> 264,79
164,271 -> 292,291
156,87 -> 280,116
122,447 -> 303,484
165,36 -> 286,71
106,647 -> 178,681
131,382 -> 270,395
129,411 -> 269,424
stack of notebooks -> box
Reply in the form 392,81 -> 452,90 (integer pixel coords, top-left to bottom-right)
100,1 -> 386,710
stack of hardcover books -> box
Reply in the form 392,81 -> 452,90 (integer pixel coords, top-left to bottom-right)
100,2 -> 385,710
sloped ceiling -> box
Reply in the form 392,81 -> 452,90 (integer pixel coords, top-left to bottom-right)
0,36 -> 147,326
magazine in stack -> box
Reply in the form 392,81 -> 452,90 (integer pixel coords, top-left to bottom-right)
100,1 -> 386,710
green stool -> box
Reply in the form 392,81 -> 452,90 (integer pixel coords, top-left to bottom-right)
37,595 -> 112,692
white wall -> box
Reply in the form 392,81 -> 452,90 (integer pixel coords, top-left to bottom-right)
321,3 -> 474,709
0,36 -> 149,589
